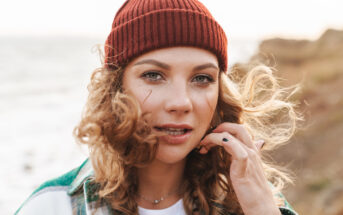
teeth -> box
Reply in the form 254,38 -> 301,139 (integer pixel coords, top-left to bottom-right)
160,128 -> 187,135
163,128 -> 184,132
164,130 -> 186,135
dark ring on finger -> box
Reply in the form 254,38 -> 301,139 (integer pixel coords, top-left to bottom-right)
222,138 -> 229,142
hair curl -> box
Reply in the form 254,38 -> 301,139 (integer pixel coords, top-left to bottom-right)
74,53 -> 302,214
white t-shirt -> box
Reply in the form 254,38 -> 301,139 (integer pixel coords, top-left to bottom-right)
138,199 -> 186,215
18,190 -> 186,215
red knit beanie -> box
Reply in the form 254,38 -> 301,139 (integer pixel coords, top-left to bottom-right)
104,0 -> 228,71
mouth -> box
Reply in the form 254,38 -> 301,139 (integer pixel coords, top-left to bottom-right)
154,124 -> 193,144
154,127 -> 192,135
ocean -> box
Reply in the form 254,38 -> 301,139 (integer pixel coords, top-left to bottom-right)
0,36 -> 258,214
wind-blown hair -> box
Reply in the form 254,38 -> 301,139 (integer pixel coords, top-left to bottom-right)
74,52 -> 302,214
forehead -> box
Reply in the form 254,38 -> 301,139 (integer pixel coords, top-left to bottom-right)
127,47 -> 219,68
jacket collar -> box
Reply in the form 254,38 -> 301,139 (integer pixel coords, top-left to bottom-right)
68,159 -> 95,195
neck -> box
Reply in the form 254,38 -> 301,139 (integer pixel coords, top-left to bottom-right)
136,158 -> 186,209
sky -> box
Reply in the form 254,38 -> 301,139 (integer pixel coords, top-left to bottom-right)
1,0 -> 342,41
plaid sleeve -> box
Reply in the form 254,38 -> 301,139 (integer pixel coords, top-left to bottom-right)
266,182 -> 299,215
276,191 -> 299,215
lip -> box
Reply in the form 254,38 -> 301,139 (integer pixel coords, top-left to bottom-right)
158,123 -> 193,130
154,123 -> 193,145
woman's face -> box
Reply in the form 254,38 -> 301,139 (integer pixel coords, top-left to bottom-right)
123,47 -> 219,164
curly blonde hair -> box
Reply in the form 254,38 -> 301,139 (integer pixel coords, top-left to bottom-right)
74,53 -> 302,214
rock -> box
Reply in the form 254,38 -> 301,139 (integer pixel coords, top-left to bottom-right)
254,28 -> 343,65
315,183 -> 343,215
237,28 -> 343,215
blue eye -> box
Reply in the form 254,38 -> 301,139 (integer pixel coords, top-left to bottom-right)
141,71 -> 163,81
192,74 -> 214,84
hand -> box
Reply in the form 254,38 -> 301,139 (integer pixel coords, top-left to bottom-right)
199,123 -> 281,215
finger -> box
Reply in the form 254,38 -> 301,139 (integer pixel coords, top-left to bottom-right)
200,132 -> 248,162
200,132 -> 251,177
198,144 -> 213,154
212,123 -> 256,151
199,132 -> 224,154
220,135 -> 249,162
221,136 -> 250,179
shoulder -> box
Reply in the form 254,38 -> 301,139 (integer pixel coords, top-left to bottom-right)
15,159 -> 94,215
15,188 -> 73,215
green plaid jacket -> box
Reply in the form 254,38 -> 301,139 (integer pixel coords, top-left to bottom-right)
16,159 -> 298,215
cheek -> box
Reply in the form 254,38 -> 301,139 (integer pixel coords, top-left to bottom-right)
122,70 -> 164,114
130,87 -> 161,112
204,93 -> 218,124
192,87 -> 218,115
206,90 -> 219,112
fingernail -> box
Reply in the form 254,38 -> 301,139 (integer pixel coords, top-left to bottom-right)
256,139 -> 265,149
199,146 -> 207,154
222,138 -> 229,142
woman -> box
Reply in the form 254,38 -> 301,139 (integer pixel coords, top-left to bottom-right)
16,0 -> 300,214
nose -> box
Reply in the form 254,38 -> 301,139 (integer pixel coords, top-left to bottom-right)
164,83 -> 193,114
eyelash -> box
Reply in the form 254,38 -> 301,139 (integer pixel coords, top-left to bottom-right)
141,71 -> 214,84
141,71 -> 163,81
192,74 -> 214,84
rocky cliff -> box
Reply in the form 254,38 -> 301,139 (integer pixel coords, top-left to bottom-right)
234,29 -> 343,215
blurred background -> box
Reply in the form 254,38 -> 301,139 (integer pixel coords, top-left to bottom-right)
1,0 -> 342,214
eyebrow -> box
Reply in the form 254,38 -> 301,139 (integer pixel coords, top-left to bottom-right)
133,59 -> 219,72
193,63 -> 219,72
133,59 -> 170,70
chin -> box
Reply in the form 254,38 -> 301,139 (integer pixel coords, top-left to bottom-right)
154,144 -> 191,164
